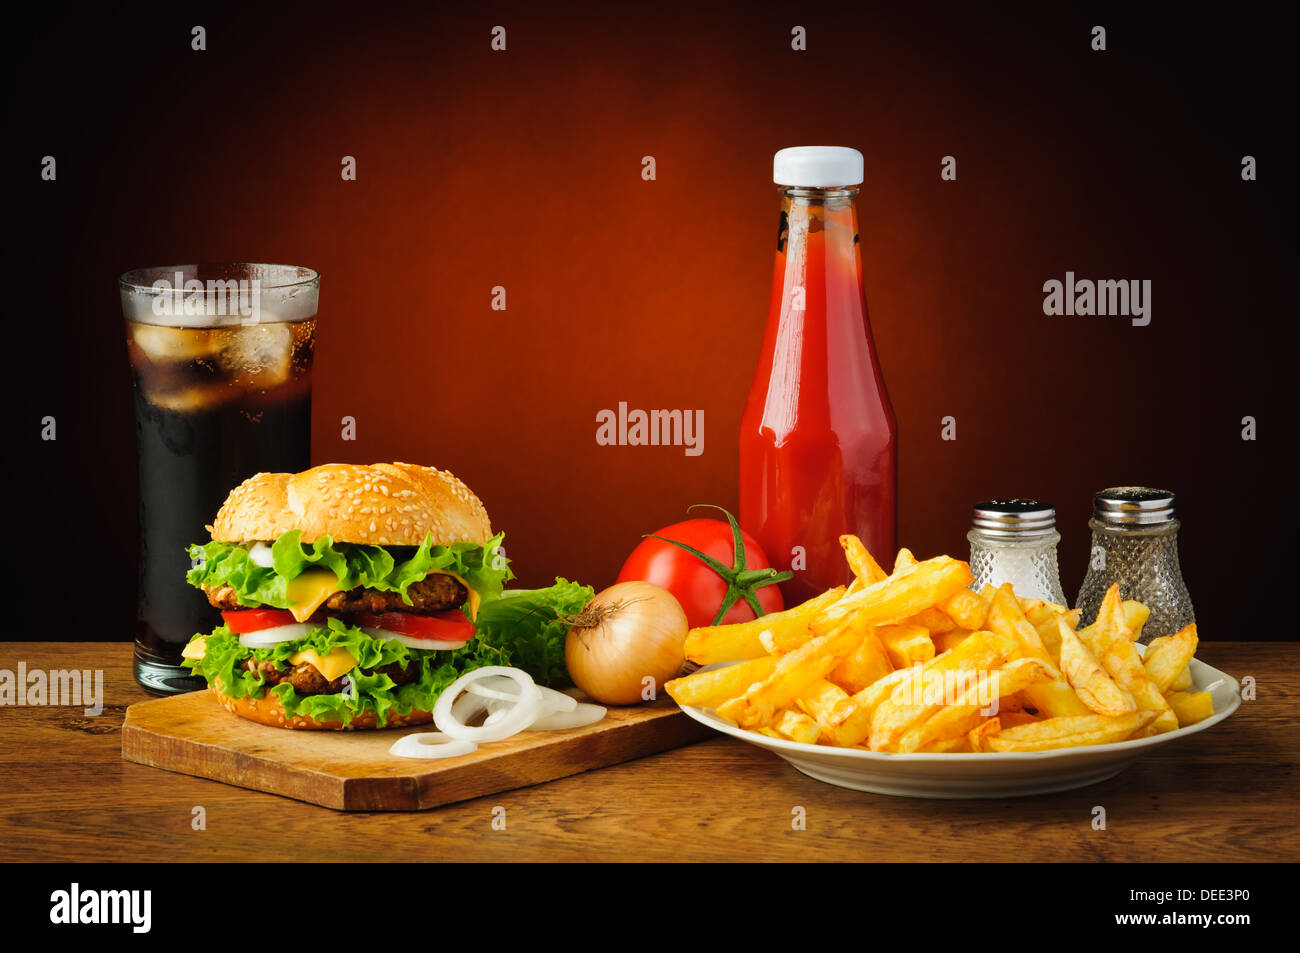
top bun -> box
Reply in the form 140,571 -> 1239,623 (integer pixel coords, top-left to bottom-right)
210,462 -> 493,547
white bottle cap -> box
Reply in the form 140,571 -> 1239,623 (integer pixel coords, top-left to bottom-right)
773,146 -> 863,187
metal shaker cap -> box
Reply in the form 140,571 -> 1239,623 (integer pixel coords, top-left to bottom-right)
1093,486 -> 1176,526
971,500 -> 1057,538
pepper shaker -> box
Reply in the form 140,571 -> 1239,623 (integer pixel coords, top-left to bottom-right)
1076,487 -> 1195,643
967,500 -> 1067,605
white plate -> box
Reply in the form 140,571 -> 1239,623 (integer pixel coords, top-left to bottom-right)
678,654 -> 1241,798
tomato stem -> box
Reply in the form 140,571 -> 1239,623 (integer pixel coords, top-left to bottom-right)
643,504 -> 792,626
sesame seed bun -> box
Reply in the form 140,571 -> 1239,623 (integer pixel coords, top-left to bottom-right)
210,462 -> 492,547
211,683 -> 434,731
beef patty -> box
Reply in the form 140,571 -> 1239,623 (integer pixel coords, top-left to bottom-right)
206,572 -> 468,616
241,657 -> 420,696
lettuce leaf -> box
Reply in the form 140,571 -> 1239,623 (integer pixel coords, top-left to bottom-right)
471,578 -> 594,689
186,531 -> 512,609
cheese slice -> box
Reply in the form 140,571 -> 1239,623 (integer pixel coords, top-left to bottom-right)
288,647 -> 358,682
284,568 -> 344,622
182,637 -> 207,660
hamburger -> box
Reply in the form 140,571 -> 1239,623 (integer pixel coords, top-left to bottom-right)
181,462 -> 515,729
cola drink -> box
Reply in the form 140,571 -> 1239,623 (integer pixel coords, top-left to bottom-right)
121,264 -> 318,693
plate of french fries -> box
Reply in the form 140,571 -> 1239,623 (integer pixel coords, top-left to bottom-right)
666,536 -> 1240,798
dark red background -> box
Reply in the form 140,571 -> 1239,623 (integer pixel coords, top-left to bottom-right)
4,4 -> 1287,639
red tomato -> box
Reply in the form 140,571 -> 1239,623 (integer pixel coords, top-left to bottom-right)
350,610 -> 475,645
617,518 -> 785,629
221,608 -> 299,633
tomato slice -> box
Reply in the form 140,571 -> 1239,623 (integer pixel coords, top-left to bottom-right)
351,610 -> 475,645
221,608 -> 299,633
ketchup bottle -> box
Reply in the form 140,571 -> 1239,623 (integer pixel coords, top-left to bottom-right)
740,147 -> 897,603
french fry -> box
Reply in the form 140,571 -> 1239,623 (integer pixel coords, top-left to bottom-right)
867,630 -> 1018,751
682,587 -> 844,664
985,585 -> 1051,663
839,534 -> 887,585
1143,624 -> 1199,692
1167,690 -> 1214,727
999,690 -> 1025,712
1084,585 -> 1178,733
968,717 -> 1002,751
985,711 -> 1156,752
906,607 -> 956,633
810,556 -> 975,637
1078,599 -> 1150,645
932,628 -> 973,654
797,678 -> 853,727
715,623 -> 865,730
940,588 -> 989,630
827,621 -> 892,693
1018,598 -> 1049,618
772,708 -> 822,744
1170,665 -> 1193,691
919,736 -> 971,753
876,624 -> 936,668
1058,617 -> 1137,717
997,710 -> 1042,728
665,655 -> 779,708
1024,679 -> 1094,717
1123,600 -> 1151,641
897,656 -> 1057,753
894,548 -> 918,572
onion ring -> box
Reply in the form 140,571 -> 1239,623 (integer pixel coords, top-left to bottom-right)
433,666 -> 543,743
467,678 -> 579,714
529,703 -> 607,731
389,732 -> 478,760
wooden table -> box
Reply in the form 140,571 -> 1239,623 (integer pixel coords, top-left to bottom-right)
1,642 -> 1294,862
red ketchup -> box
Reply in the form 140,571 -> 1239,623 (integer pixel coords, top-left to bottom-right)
740,147 -> 897,603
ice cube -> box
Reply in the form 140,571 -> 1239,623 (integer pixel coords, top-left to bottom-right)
216,323 -> 292,385
130,323 -> 218,362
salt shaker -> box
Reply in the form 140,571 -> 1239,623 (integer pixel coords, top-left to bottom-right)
967,500 -> 1067,605
1075,487 -> 1194,642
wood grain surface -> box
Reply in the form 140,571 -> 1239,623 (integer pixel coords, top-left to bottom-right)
0,642 -> 1295,862
120,687 -> 709,810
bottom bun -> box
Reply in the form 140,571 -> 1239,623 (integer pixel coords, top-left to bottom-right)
211,683 -> 434,731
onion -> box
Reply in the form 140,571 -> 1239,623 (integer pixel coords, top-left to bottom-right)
433,666 -> 544,743
360,627 -> 468,651
389,732 -> 478,760
238,624 -> 312,648
530,702 -> 607,731
565,581 -> 688,705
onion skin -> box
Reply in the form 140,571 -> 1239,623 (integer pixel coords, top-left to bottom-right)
565,581 -> 688,705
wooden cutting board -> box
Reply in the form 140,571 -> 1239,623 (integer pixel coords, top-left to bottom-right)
120,689 -> 710,811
